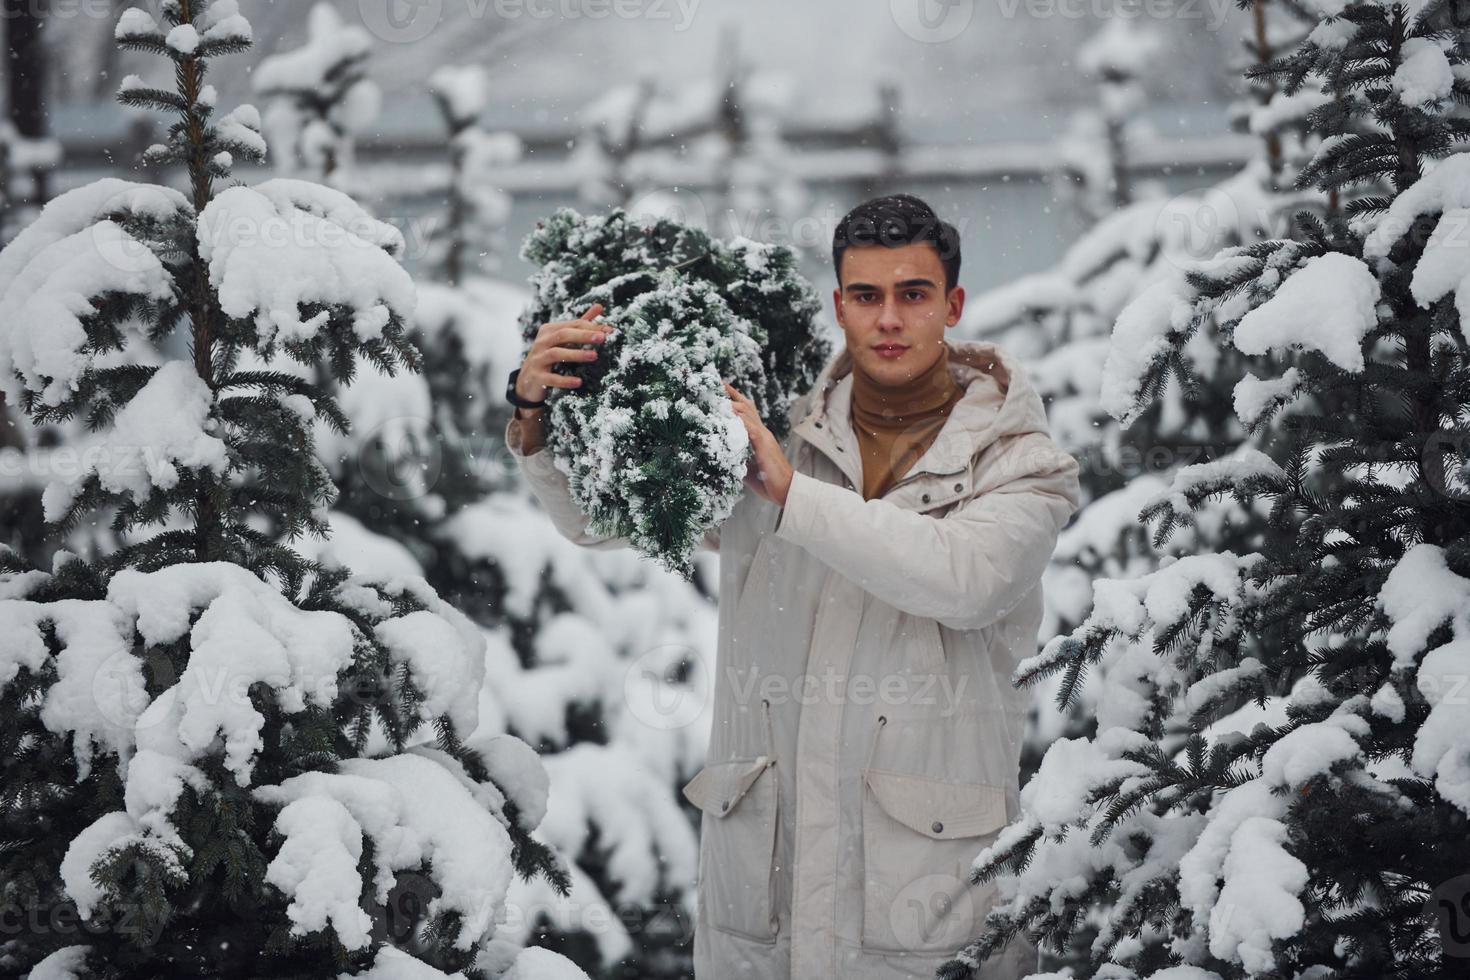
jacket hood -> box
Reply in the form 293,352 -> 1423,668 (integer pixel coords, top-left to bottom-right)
795,337 -> 1054,474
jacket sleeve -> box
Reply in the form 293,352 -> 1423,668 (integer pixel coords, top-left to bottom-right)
505,413 -> 721,553
772,431 -> 1080,631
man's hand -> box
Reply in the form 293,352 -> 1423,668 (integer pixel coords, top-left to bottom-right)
724,381 -> 794,507
515,303 -> 610,411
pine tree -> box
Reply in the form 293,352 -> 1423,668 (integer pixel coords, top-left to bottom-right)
0,4 -> 582,977
963,1 -> 1328,811
309,122 -> 716,978
517,206 -> 828,578
1055,15 -> 1165,225
252,1 -> 380,189
425,65 -> 522,287
941,1 -> 1470,977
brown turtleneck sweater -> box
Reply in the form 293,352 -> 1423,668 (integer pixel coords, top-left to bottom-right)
849,342 -> 965,501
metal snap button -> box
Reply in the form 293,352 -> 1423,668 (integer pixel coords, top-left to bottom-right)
836,445 -> 844,452
931,820 -> 943,833
722,800 -> 730,812
814,421 -> 822,428
921,493 -> 931,503
954,483 -> 963,492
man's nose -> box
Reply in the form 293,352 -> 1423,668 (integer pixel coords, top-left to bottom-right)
877,296 -> 903,331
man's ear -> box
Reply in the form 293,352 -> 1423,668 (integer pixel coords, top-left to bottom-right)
946,285 -> 965,326
831,286 -> 844,328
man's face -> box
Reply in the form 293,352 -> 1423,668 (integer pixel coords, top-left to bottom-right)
833,242 -> 964,386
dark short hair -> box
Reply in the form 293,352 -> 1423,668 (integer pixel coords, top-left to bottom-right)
831,193 -> 961,292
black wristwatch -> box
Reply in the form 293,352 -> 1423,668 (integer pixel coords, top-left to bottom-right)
505,368 -> 547,410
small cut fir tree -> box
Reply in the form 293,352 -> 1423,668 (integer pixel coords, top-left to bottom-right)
517,205 -> 829,578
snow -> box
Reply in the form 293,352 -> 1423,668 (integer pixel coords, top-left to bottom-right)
377,610 -> 485,737
502,946 -> 593,980
197,179 -> 415,347
253,3 -> 372,96
1412,638 -> 1470,814
199,0 -> 252,45
1376,542 -> 1470,671
429,64 -> 490,127
165,23 -> 199,55
1176,779 -> 1286,943
1233,367 -> 1302,428
465,732 -> 551,831
414,278 -> 528,379
215,103 -> 268,159
1232,252 -> 1380,372
535,742 -> 699,907
1377,544 -> 1470,813
1100,273 -> 1195,423
61,809 -> 186,919
1013,729 -> 1152,835
1364,154 -> 1470,262
1139,447 -> 1286,517
264,795 -> 374,949
0,178 -> 187,407
114,7 -> 160,41
25,946 -> 91,980
1209,815 -> 1307,973
340,945 -> 467,980
1260,721 -> 1361,789
41,362 -> 229,521
1397,205 -> 1470,343
294,511 -> 425,583
0,599 -> 141,778
114,564 -> 357,784
255,751 -> 523,955
1393,37 -> 1455,106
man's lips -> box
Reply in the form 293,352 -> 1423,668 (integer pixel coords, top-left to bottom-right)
873,344 -> 908,351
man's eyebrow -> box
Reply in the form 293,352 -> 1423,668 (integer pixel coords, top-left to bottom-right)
844,278 -> 940,292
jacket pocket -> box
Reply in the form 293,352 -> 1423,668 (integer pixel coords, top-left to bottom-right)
859,767 -> 1008,954
681,755 -> 780,942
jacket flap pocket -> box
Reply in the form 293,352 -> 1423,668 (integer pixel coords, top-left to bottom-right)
681,756 -> 773,817
862,768 -> 1007,839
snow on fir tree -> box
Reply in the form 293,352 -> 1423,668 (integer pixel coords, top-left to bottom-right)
516,205 -> 829,578
0,4 -> 588,978
938,2 -> 1470,978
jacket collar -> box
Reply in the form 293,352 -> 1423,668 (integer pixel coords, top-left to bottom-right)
791,338 -> 1052,490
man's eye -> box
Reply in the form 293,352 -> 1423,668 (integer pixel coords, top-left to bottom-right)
907,290 -> 925,300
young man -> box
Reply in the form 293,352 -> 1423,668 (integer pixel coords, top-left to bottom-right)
505,194 -> 1081,979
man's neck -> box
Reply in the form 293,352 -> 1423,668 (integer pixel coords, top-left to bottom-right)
849,343 -> 959,427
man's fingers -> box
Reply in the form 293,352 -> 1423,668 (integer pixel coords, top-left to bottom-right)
580,303 -> 605,320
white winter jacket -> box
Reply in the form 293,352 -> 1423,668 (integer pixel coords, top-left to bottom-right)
505,338 -> 1082,979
